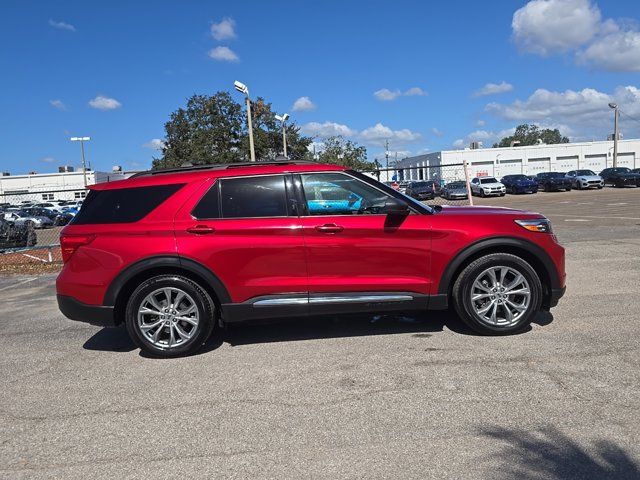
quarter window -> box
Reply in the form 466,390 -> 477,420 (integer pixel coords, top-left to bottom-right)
300,173 -> 393,215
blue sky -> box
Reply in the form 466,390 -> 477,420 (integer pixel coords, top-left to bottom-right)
1,0 -> 640,174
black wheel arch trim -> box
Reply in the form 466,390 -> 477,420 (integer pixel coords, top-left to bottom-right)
437,236 -> 561,295
103,255 -> 231,307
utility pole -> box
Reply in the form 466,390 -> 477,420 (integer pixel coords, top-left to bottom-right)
385,139 -> 389,181
234,81 -> 256,161
609,102 -> 619,168
70,136 -> 91,187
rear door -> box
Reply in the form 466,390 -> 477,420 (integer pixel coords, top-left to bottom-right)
295,171 -> 431,302
174,174 -> 307,304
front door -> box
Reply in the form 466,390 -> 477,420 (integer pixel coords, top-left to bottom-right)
295,172 -> 432,304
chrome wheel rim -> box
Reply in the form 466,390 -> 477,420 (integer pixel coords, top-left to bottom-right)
137,287 -> 199,349
470,266 -> 531,327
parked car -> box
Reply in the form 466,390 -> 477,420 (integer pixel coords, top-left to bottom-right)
397,181 -> 409,194
632,168 -> 640,174
21,207 -> 73,226
565,170 -> 603,190
441,181 -> 469,200
0,218 -> 36,250
470,177 -> 506,197
501,174 -> 539,194
405,181 -> 435,200
3,211 -> 53,229
534,172 -> 572,192
56,160 -> 566,357
599,167 -> 640,187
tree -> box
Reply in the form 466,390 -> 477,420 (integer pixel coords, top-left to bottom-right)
151,92 -> 313,169
316,135 -> 374,171
493,124 -> 569,148
153,92 -> 244,169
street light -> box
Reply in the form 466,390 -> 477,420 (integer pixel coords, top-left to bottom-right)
274,113 -> 289,158
234,80 -> 256,162
609,102 -> 619,168
70,136 -> 91,187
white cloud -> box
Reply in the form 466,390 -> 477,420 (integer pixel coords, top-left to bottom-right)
143,139 -> 165,150
48,19 -> 76,32
473,81 -> 514,97
208,46 -> 239,62
374,87 -> 428,101
374,89 -> 401,101
301,121 -> 356,138
477,119 -> 486,126
210,17 -> 236,40
291,96 -> 316,112
88,95 -> 122,111
512,0 -> 600,55
49,99 -> 66,110
359,123 -> 422,147
512,0 -> 640,72
404,87 -> 428,96
578,21 -> 640,72
431,127 -> 444,137
486,85 -> 640,138
41,157 -> 56,163
452,128 -> 517,149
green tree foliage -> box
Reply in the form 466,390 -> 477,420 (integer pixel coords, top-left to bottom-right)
316,135 -> 374,171
493,124 -> 570,148
152,92 -> 313,169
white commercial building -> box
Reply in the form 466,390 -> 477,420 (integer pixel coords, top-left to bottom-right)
0,168 -> 131,202
394,138 -> 640,184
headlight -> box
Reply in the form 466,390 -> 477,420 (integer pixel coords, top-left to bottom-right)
515,218 -> 553,233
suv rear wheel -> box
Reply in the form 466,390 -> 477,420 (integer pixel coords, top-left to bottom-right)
452,253 -> 542,334
125,275 -> 216,357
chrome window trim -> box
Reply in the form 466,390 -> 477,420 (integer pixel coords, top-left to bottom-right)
252,294 -> 414,307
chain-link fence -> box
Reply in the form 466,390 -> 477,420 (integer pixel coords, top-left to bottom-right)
368,162 -> 473,206
0,189 -> 87,271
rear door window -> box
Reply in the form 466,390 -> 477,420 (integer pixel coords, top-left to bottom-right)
219,175 -> 288,218
72,184 -> 184,224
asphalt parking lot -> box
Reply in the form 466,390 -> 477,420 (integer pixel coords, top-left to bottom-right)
1,187 -> 639,479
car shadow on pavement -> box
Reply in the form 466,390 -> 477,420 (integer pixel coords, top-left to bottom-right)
478,425 -> 640,480
81,309 -> 554,356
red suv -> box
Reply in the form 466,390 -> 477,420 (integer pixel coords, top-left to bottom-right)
57,161 -> 565,357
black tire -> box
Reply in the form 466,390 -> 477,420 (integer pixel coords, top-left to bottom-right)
125,275 -> 216,357
452,253 -> 543,335
597,185 -> 603,189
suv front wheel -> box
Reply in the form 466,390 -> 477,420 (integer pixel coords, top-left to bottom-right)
452,253 -> 542,334
125,275 -> 216,357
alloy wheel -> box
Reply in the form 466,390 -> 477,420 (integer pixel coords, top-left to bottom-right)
137,287 -> 200,349
470,266 -> 531,327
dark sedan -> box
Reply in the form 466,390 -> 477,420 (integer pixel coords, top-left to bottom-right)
600,167 -> 640,187
501,174 -> 538,194
405,181 -> 435,200
535,172 -> 572,192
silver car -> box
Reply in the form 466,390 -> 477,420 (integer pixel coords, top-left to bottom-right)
3,211 -> 53,229
565,170 -> 604,190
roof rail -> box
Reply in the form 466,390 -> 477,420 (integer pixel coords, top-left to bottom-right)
129,160 -> 318,178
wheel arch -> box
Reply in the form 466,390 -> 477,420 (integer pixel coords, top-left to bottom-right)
438,237 -> 560,308
104,256 -> 231,326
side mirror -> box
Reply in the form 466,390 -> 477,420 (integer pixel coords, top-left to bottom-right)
384,198 -> 409,215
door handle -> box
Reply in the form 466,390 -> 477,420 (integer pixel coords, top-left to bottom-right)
315,223 -> 344,233
186,225 -> 215,235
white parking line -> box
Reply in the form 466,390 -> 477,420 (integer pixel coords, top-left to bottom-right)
0,277 -> 39,293
549,214 -> 640,221
606,203 -> 629,206
564,219 -> 591,222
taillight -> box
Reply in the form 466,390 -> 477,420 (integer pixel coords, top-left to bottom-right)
60,234 -> 95,263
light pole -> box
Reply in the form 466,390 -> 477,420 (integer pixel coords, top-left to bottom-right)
234,80 -> 256,162
275,113 -> 289,158
70,136 -> 91,187
609,102 -> 619,168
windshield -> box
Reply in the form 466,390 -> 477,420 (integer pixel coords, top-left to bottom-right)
575,170 -> 596,176
613,168 -> 631,173
446,182 -> 466,188
480,177 -> 498,184
409,182 -> 429,188
540,172 -> 566,178
508,175 -> 528,181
